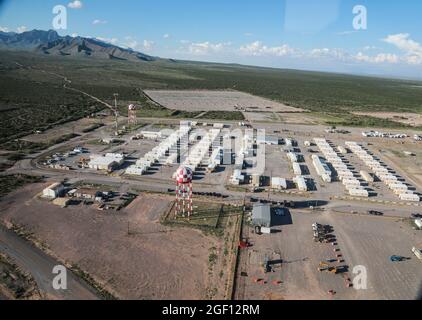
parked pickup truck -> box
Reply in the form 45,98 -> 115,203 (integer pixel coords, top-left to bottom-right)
412,247 -> 422,260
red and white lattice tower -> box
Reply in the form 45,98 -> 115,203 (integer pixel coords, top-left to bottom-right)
175,166 -> 193,219
128,104 -> 137,126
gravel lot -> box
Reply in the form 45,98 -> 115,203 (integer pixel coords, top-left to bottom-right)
238,210 -> 422,300
145,90 -> 304,113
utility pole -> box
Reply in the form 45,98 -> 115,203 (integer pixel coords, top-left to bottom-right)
113,93 -> 119,135
268,170 -> 272,200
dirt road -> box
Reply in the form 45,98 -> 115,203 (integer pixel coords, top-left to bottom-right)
0,225 -> 99,300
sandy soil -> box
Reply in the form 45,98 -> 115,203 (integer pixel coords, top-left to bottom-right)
353,112 -> 422,127
145,90 -> 304,113
0,183 -> 222,300
244,112 -> 318,124
22,118 -> 106,143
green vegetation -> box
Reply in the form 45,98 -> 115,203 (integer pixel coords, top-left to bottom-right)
6,152 -> 25,161
82,123 -> 104,133
198,111 -> 245,121
70,265 -> 117,300
0,175 -> 43,198
1,49 -> 421,144
0,253 -> 40,299
161,200 -> 243,237
1,134 -> 79,153
0,74 -> 104,144
316,112 -> 422,129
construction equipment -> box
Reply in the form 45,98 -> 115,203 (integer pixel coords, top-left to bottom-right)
318,261 -> 329,271
318,262 -> 339,274
263,257 -> 272,274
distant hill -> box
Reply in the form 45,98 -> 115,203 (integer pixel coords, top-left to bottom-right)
0,29 -> 158,62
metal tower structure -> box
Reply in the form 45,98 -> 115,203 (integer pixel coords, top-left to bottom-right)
175,166 -> 193,219
128,104 -> 138,126
113,93 -> 119,135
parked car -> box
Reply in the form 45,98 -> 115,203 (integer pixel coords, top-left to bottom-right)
390,255 -> 406,262
368,210 -> 384,216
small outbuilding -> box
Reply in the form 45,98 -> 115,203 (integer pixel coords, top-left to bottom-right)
271,177 -> 288,190
251,204 -> 272,228
74,188 -> 102,201
42,183 -> 64,199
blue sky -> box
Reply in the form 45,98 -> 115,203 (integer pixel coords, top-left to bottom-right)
1,0 -> 422,78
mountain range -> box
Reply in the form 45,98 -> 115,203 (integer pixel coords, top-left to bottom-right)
0,29 -> 158,62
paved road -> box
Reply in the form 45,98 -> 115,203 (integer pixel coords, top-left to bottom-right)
0,225 -> 99,300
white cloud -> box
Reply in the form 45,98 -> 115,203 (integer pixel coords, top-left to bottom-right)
95,37 -> 119,45
174,35 -> 422,69
308,47 -> 404,65
125,40 -> 138,50
163,34 -> 171,39
187,41 -> 231,55
383,33 -> 422,65
362,45 -> 378,51
0,26 -> 9,32
93,19 -> 107,25
335,30 -> 358,36
355,52 -> 399,64
119,36 -> 138,50
68,1 -> 83,9
244,33 -> 253,37
143,40 -> 155,51
71,33 -> 79,37
239,41 -> 297,57
118,37 -> 155,52
309,48 -> 348,60
16,26 -> 27,33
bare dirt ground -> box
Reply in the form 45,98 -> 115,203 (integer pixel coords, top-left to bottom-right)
145,90 -> 304,113
22,118 -> 105,143
0,183 -> 225,300
244,112 -> 318,124
353,112 -> 422,127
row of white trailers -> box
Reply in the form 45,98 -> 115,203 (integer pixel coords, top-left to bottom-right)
230,134 -> 254,185
345,141 -> 420,202
314,138 -> 369,197
126,126 -> 191,176
287,152 -> 303,176
178,129 -> 222,175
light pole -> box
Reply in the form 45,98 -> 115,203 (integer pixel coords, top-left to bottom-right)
113,93 -> 119,135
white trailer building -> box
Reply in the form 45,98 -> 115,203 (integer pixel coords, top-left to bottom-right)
349,188 -> 369,197
360,171 -> 374,183
271,177 -> 288,190
292,162 -> 302,175
42,183 -> 64,199
294,176 -> 308,191
312,155 -> 332,183
399,193 -> 420,202
89,154 -> 125,171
